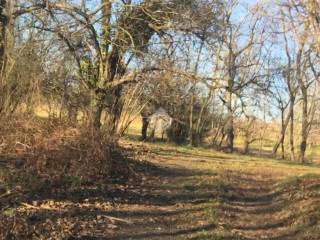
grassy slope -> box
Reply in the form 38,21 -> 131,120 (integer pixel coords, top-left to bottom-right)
127,117 -> 320,162
1,129 -> 320,239
122,139 -> 320,240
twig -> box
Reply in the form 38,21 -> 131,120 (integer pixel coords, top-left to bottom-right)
105,216 -> 133,224
21,202 -> 62,211
15,141 -> 31,149
0,191 -> 12,198
20,203 -> 133,224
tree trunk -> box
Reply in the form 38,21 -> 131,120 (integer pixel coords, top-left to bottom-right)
141,116 -> 149,141
188,39 -> 204,146
272,107 -> 290,158
0,0 -> 14,76
295,44 -> 307,163
281,140 -> 285,159
226,91 -> 234,152
218,129 -> 225,149
90,91 -> 104,130
243,139 -> 249,154
299,91 -> 308,163
280,111 -> 285,159
112,87 -> 124,133
289,96 -> 295,161
0,0 -> 7,74
188,86 -> 194,146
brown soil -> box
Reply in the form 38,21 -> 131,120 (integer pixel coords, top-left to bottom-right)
1,140 -> 320,240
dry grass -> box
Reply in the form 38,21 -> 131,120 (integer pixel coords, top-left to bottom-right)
121,139 -> 320,239
1,115 -> 320,239
126,117 -> 320,163
0,114 -> 113,195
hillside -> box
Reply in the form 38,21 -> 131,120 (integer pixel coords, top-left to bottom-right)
2,139 -> 320,239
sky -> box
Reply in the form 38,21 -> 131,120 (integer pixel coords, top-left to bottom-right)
51,0 -> 291,120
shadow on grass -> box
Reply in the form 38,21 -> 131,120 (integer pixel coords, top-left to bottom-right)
68,223 -> 216,240
217,170 -> 320,240
1,150 -> 222,239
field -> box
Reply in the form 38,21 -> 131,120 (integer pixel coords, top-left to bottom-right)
126,117 -> 320,162
115,139 -> 320,239
2,133 -> 320,239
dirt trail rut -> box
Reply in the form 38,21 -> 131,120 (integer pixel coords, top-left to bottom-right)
220,171 -> 299,240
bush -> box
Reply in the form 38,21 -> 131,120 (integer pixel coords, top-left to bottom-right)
0,115 -> 112,194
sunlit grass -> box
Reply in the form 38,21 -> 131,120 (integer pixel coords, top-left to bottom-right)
126,137 -> 320,240
126,136 -> 320,179
126,117 -> 320,164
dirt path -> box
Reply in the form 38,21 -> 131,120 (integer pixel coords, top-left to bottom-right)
116,142 -> 320,240
2,141 -> 320,239
105,142 -> 304,240
219,170 -> 300,240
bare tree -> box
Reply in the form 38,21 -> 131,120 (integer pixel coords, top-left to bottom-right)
0,0 -> 15,76
17,0 -> 222,139
279,1 -> 320,162
271,78 -> 290,159
210,1 -> 267,152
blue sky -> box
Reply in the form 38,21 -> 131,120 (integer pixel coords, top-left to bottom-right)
69,0 -> 289,120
